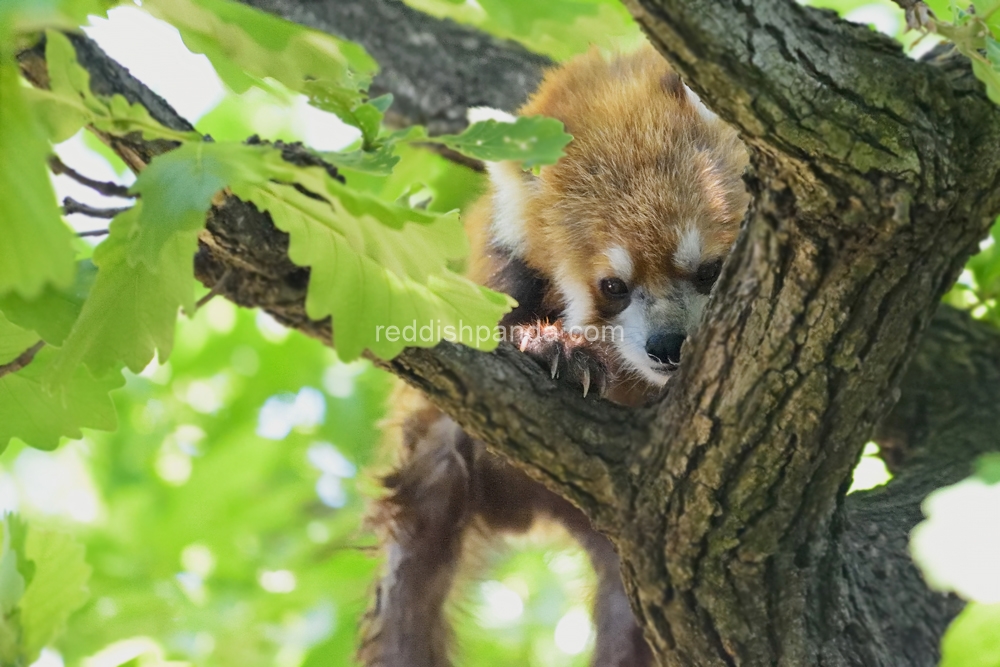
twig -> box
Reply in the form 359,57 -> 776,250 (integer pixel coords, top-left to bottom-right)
49,155 -> 134,198
77,228 -> 110,237
194,268 -> 233,311
0,341 -> 45,379
63,197 -> 131,219
412,142 -> 486,173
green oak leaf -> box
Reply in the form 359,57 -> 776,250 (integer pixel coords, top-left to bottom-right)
320,125 -> 425,175
0,314 -> 42,367
974,452 -> 1000,485
49,143 -> 292,381
940,603 -> 1000,667
403,0 -> 637,60
127,142 -> 289,268
0,0 -> 113,35
28,31 -> 200,144
428,116 -> 572,168
144,0 -> 378,132
0,316 -> 122,453
0,58 -> 76,299
321,144 -> 400,176
232,172 -> 513,360
45,206 -> 194,381
17,525 -> 91,665
0,516 -> 27,616
975,0 -> 1000,24
973,58 -> 1000,105
0,260 -> 96,346
988,35 -> 1000,70
241,163 -> 468,281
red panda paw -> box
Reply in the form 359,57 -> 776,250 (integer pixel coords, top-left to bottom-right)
513,322 -> 610,398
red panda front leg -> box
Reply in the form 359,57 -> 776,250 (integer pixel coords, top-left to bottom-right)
359,415 -> 475,667
511,321 -> 612,398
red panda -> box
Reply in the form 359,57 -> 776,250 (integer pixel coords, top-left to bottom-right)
359,44 -> 750,667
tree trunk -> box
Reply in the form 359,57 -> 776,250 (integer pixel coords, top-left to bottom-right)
19,0 -> 1000,664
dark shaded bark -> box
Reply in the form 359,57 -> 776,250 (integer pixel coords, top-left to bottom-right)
239,0 -> 550,134
17,1 -> 1000,663
605,2 -> 1000,664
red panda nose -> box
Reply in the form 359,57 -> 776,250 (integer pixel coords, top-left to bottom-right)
646,333 -> 686,365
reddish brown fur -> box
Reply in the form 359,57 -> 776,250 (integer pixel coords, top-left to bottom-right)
469,46 -> 748,333
360,45 -> 749,667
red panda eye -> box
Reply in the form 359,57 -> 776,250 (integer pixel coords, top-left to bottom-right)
694,259 -> 723,294
600,277 -> 630,298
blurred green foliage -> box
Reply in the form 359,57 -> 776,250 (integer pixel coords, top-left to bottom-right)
2,0 -> 1000,665
2,300 -> 596,666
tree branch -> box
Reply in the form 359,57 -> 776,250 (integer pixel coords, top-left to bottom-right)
0,342 -> 45,379
19,14 -> 1000,665
604,1 -> 1000,663
19,32 -> 636,517
62,197 -> 131,219
239,0 -> 551,132
48,155 -> 133,198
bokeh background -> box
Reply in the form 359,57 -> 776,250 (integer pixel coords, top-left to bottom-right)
5,1 -> 999,665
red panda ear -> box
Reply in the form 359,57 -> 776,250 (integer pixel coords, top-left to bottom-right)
659,73 -> 719,123
660,72 -> 686,99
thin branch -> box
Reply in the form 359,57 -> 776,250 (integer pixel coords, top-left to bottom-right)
239,0 -> 550,131
194,268 -> 232,310
412,142 -> 485,173
77,228 -> 110,237
49,155 -> 133,198
62,196 -> 131,219
0,342 -> 45,379
17,23 -> 1000,666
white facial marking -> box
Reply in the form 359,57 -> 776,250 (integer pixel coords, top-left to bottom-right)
612,286 -> 711,387
487,162 -> 532,255
605,246 -> 634,282
554,265 -> 593,331
673,226 -> 702,273
614,300 -> 667,386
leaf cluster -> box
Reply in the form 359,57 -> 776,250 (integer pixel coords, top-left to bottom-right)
0,0 -> 578,454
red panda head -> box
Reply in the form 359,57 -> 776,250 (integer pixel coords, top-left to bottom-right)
484,46 -> 750,386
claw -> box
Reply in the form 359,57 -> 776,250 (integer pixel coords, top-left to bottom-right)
550,353 -> 559,379
520,335 -> 530,352
581,366 -> 591,398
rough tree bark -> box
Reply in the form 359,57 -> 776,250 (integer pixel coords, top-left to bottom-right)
17,0 -> 1000,664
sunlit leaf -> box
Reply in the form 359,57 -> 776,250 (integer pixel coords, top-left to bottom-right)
940,602 -> 1000,667
127,142 -> 288,268
28,31 -> 201,144
0,0 -> 113,38
0,260 -> 96,346
402,0 -> 639,60
143,0 -> 378,134
0,313 -> 122,452
975,452 -> 1000,485
0,59 -> 76,299
0,314 -> 42,367
973,58 -> 1000,106
231,170 -> 514,360
0,516 -> 28,615
18,525 -> 92,664
45,206 -> 194,380
47,143 -> 292,381
19,28 -> 195,152
321,144 -> 400,175
429,116 -> 572,168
